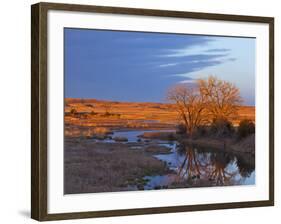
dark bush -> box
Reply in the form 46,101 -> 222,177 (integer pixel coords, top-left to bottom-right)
70,108 -> 77,115
210,118 -> 234,137
90,111 -> 98,116
195,125 -> 208,137
86,104 -> 94,108
176,124 -> 187,134
102,112 -> 113,117
237,119 -> 255,139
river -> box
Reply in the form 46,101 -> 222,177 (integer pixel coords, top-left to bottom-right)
96,129 -> 255,190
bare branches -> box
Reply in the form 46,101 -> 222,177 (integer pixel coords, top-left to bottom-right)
167,76 -> 242,136
198,76 -> 242,120
167,84 -> 208,137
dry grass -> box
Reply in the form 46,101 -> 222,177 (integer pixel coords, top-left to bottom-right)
182,134 -> 255,154
139,131 -> 177,141
64,126 -> 112,138
92,127 -> 112,135
231,134 -> 255,154
65,98 -> 255,131
64,138 -> 172,194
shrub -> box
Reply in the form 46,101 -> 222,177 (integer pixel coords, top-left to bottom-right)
93,127 -> 112,135
176,124 -> 187,134
195,125 -> 208,137
86,104 -> 94,108
237,119 -> 255,139
70,108 -> 77,115
90,111 -> 98,116
104,112 -> 111,117
210,118 -> 234,137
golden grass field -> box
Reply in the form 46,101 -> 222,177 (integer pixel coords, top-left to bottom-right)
65,98 -> 255,131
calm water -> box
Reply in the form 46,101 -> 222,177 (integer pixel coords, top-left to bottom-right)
97,129 -> 255,189
112,129 -> 175,142
150,142 -> 255,189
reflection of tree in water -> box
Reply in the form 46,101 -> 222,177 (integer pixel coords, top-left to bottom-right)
178,146 -> 201,180
176,144 -> 253,186
208,152 -> 236,185
235,154 -> 255,178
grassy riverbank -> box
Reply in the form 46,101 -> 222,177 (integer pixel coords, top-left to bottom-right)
181,134 -> 255,154
64,137 -> 173,194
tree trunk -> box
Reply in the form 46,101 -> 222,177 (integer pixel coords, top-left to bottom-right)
188,127 -> 194,139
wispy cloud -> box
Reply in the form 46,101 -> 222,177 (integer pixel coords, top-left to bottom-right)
178,79 -> 197,84
160,45 -> 231,58
155,38 -> 236,80
204,48 -> 230,53
169,72 -> 199,78
163,56 -> 228,79
158,63 -> 178,68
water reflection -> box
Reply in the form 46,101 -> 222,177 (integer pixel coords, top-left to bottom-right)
236,154 -> 255,178
208,151 -> 237,186
177,146 -> 202,181
89,128 -> 255,189
151,143 -> 255,189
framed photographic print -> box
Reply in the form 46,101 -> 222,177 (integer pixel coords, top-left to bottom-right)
31,2 -> 274,221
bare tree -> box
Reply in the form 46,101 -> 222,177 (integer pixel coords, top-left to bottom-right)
167,76 -> 242,137
167,84 -> 208,137
198,76 -> 242,120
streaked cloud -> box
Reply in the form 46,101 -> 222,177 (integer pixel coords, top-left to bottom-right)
158,63 -> 179,68
178,79 -> 197,84
204,48 -> 230,53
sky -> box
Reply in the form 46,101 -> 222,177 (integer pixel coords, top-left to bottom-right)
64,28 -> 256,105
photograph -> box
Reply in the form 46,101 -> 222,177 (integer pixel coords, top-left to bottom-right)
63,28 -> 256,194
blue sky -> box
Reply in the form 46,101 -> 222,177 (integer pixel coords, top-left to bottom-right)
64,28 -> 255,105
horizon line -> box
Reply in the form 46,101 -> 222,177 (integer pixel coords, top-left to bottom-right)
65,97 -> 255,107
